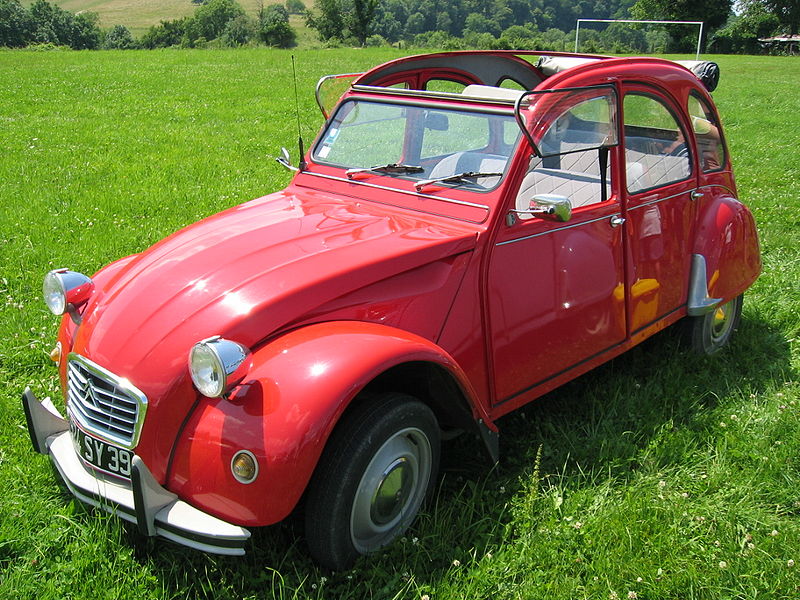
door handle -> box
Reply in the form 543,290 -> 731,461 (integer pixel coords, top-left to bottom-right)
610,215 -> 625,228
691,190 -> 705,201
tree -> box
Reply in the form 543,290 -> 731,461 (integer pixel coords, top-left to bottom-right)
285,0 -> 305,14
305,0 -> 344,41
69,11 -> 101,49
600,21 -> 648,52
192,0 -> 245,41
463,30 -> 498,48
497,24 -> 539,49
372,9 -> 402,42
490,0 -> 514,30
349,0 -> 376,45
0,0 -> 33,47
140,18 -> 187,48
709,6 -> 780,51
306,0 -> 376,45
405,12 -> 427,35
540,27 -> 569,50
632,0 -> 733,50
21,0 -> 101,48
103,24 -> 136,48
222,13 -> 257,46
260,3 -> 296,46
29,0 -> 71,45
464,12 -> 501,37
436,11 -> 452,34
740,0 -> 800,35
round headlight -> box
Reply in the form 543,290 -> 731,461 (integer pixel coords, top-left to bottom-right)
43,270 -> 67,315
189,337 -> 251,398
43,269 -> 94,316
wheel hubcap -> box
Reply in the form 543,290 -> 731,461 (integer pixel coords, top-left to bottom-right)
371,457 -> 413,525
710,299 -> 734,342
350,427 -> 432,553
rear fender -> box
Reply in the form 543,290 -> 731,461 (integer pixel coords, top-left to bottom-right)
690,195 -> 760,311
167,321 -> 487,526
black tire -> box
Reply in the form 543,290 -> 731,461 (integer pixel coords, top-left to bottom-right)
685,294 -> 743,355
304,393 -> 440,570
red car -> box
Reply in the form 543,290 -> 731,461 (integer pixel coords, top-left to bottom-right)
23,51 -> 760,569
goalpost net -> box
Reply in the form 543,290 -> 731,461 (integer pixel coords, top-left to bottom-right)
574,19 -> 705,60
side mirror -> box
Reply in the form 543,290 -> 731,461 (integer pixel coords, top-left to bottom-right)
276,147 -> 299,172
506,194 -> 572,226
531,194 -> 572,222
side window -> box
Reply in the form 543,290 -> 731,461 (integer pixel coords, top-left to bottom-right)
515,150 -> 611,218
424,79 -> 467,93
688,94 -> 726,172
498,78 -> 526,90
624,94 -> 692,194
515,93 -> 616,216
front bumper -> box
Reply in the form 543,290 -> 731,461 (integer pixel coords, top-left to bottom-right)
21,387 -> 250,555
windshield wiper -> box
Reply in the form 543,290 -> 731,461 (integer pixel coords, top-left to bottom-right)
414,171 -> 504,192
346,163 -> 424,179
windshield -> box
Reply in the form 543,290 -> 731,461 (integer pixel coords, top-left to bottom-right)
312,99 -> 520,191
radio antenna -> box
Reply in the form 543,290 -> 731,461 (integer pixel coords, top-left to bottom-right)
291,55 -> 307,171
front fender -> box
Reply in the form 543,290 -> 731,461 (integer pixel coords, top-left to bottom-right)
166,321 -> 484,526
692,194 -> 761,303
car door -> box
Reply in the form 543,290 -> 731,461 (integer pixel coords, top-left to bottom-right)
621,85 -> 696,333
487,87 -> 627,407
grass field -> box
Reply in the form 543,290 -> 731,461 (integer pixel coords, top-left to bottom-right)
0,49 -> 798,599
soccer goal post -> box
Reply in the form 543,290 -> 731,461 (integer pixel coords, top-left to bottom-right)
574,19 -> 705,60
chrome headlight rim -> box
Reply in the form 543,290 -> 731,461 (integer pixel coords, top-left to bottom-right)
188,336 -> 251,398
43,269 -> 67,315
43,269 -> 94,316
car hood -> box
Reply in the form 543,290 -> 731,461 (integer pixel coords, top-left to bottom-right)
71,185 -> 477,396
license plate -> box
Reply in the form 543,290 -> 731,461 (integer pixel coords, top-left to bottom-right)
69,419 -> 132,479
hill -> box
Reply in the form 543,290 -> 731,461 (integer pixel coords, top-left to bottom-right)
27,0 -> 305,36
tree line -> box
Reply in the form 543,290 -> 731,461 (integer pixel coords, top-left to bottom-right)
139,0 -> 299,48
306,0 -> 797,54
0,0 -> 796,53
0,0 -> 296,49
1,0 -> 104,49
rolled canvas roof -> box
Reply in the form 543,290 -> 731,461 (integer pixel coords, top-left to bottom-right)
536,55 -> 720,92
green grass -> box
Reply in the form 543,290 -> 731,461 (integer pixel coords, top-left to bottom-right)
1,49 -> 798,599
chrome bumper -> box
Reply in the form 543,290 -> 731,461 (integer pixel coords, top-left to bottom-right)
22,387 -> 250,556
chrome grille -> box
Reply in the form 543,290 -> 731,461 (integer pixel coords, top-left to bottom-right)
66,354 -> 147,449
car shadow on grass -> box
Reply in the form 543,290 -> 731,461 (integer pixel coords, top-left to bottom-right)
123,313 -> 791,599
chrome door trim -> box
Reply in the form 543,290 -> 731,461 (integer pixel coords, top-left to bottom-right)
495,212 -> 618,246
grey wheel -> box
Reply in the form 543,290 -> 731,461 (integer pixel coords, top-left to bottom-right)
350,425 -> 433,553
305,393 -> 440,570
686,294 -> 743,355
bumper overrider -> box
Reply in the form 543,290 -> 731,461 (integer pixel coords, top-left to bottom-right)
21,387 -> 250,555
